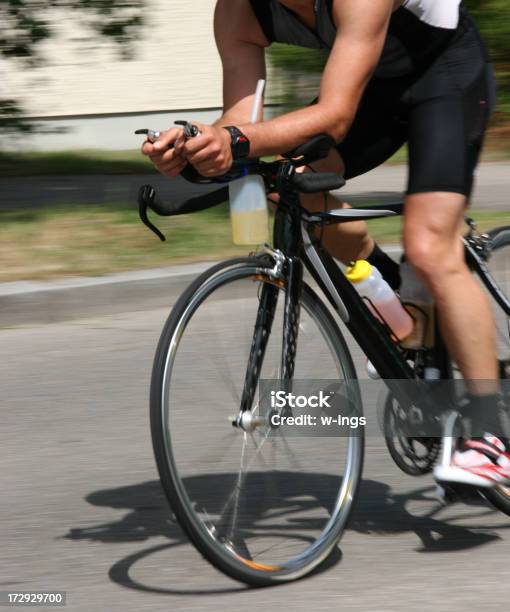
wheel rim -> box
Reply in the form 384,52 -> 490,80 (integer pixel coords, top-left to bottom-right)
157,267 -> 362,579
486,233 -> 510,363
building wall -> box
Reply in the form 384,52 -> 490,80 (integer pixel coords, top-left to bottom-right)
1,0 -> 284,151
3,0 -> 222,118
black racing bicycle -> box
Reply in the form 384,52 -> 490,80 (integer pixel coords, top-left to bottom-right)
138,132 -> 510,586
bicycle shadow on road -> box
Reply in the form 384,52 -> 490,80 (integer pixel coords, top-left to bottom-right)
64,474 -> 508,594
65,472 -> 343,594
350,479 -> 506,553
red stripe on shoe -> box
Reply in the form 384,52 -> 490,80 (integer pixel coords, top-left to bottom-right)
464,440 -> 501,461
467,465 -> 510,483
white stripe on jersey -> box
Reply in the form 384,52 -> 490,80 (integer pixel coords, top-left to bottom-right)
402,0 -> 462,29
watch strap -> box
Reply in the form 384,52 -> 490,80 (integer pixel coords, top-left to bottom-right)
223,126 -> 251,160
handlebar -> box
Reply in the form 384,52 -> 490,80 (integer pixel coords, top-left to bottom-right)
176,158 -> 346,193
292,172 -> 345,194
137,130 -> 348,240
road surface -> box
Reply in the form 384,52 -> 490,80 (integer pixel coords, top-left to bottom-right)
1,161 -> 508,211
2,305 -> 510,611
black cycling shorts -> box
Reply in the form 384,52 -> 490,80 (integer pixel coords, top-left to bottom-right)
335,12 -> 496,198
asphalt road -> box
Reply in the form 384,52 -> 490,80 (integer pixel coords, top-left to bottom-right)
2,304 -> 510,612
1,161 -> 509,211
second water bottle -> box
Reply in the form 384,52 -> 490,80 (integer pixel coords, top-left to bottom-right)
346,260 -> 414,341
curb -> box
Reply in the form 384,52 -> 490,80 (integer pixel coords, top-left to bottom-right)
0,247 -> 402,327
0,262 -> 213,327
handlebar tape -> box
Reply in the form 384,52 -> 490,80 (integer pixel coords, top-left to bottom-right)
292,172 -> 346,194
140,184 -> 229,217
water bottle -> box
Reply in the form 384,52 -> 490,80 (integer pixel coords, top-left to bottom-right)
229,80 -> 269,246
229,175 -> 269,245
346,260 -> 414,341
399,260 -> 435,349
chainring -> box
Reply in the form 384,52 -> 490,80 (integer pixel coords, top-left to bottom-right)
383,393 -> 441,476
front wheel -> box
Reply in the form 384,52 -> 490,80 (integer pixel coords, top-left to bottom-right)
150,256 -> 364,586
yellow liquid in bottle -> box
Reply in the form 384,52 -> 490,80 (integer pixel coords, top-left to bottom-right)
231,209 -> 269,246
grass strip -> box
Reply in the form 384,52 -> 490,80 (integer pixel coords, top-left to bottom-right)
0,203 -> 508,282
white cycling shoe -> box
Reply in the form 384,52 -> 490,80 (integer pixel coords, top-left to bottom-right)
434,434 -> 510,488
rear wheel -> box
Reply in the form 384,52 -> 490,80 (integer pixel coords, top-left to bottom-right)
485,227 -> 510,367
150,257 -> 364,585
476,227 -> 510,515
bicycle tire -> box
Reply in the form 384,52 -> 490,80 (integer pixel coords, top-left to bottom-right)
478,226 -> 510,515
150,256 -> 364,586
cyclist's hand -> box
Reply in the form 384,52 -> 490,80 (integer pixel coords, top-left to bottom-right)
180,123 -> 233,177
141,128 -> 187,178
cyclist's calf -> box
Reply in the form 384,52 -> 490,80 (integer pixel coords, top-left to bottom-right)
403,192 -> 498,383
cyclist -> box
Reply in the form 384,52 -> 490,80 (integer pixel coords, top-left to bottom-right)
143,0 -> 510,487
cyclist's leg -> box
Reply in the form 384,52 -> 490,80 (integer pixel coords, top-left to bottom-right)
403,61 -> 498,393
402,22 -> 510,484
404,192 -> 498,386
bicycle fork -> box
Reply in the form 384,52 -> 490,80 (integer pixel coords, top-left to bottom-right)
280,256 -> 303,386
233,253 -> 303,430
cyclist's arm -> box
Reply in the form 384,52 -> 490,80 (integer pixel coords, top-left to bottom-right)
213,0 -> 268,128
235,0 -> 393,156
142,0 -> 266,177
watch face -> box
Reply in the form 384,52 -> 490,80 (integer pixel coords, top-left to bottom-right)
228,127 -> 250,159
235,133 -> 250,158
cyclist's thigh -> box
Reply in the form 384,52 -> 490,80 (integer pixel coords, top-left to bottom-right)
407,72 -> 494,199
406,18 -> 495,198
336,78 -> 409,180
306,146 -> 345,175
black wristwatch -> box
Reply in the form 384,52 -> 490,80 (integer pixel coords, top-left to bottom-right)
223,126 -> 251,160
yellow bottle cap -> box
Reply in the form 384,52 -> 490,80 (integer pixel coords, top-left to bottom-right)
346,260 -> 372,284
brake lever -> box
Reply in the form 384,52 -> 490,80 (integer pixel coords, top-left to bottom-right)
138,185 -> 166,242
174,120 -> 201,139
135,129 -> 162,144
135,121 -> 201,145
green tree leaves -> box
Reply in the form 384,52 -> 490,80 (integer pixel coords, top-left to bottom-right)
0,0 -> 146,137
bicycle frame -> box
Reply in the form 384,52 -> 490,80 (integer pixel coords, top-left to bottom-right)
266,188 -> 420,415
223,168 -> 509,427
267,196 -> 509,417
